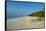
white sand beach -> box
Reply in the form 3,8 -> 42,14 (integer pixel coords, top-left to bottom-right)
7,16 -> 45,30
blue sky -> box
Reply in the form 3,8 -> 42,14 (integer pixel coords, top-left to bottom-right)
7,1 -> 45,18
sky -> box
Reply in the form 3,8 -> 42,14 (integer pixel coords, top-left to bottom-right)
7,1 -> 45,19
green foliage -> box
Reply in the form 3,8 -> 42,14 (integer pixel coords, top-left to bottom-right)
29,9 -> 45,17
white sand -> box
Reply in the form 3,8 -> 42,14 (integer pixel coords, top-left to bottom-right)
7,16 -> 45,30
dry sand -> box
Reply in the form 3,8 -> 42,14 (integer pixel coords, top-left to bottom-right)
7,16 -> 45,30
